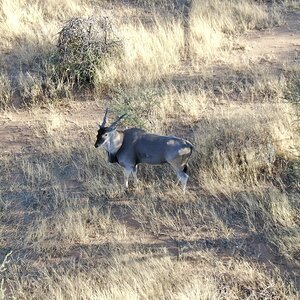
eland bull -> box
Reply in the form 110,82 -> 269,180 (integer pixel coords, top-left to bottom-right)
95,109 -> 193,192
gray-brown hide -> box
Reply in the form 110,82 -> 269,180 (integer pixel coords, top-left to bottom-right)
95,110 -> 193,191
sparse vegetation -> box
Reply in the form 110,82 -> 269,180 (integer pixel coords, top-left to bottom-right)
0,0 -> 299,299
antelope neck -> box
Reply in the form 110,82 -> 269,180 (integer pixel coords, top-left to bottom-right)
104,130 -> 124,155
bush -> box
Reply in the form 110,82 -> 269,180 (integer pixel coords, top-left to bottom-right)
56,17 -> 122,87
111,86 -> 164,129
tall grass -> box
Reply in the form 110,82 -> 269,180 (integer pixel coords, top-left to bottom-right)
0,0 -> 285,105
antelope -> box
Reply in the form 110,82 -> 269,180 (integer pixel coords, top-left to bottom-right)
94,109 -> 193,192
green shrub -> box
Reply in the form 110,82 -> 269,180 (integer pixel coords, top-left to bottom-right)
111,86 -> 164,128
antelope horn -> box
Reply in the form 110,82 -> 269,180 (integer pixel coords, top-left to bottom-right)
100,108 -> 109,128
108,113 -> 126,130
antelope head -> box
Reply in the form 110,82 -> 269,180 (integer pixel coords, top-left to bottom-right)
95,109 -> 126,150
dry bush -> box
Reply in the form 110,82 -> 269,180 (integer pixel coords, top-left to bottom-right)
56,16 -> 122,86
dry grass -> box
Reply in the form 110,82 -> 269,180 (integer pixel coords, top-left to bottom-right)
3,252 -> 296,300
0,0 -> 300,299
95,0 -> 284,88
1,0 -> 284,101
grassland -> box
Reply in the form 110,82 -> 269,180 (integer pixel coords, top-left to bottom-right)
0,0 -> 300,299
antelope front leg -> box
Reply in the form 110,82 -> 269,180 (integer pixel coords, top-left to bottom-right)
175,171 -> 189,194
123,168 -> 131,189
132,165 -> 138,185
